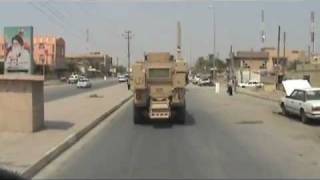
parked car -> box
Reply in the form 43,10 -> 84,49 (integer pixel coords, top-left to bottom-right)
280,79 -> 320,123
68,74 -> 79,84
77,78 -> 92,88
238,80 -> 264,88
118,74 -> 128,83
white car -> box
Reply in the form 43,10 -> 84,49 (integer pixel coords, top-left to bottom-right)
118,74 -> 128,83
198,78 -> 214,86
192,75 -> 201,85
77,78 -> 92,88
280,79 -> 320,123
238,80 -> 263,88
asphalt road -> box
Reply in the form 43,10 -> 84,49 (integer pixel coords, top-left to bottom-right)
44,78 -> 118,102
35,85 -> 320,179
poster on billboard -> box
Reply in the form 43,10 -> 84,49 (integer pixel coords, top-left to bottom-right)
4,26 -> 33,74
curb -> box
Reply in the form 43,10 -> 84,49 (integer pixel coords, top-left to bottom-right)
22,94 -> 133,179
237,91 -> 280,103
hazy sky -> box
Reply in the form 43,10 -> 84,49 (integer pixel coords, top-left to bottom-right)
0,0 -> 319,66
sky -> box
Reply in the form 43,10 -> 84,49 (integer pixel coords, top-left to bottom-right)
0,0 -> 319,66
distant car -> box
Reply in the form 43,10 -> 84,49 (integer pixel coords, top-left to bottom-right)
77,78 -> 92,88
118,74 -> 128,83
68,75 -> 79,84
198,77 -> 214,86
238,80 -> 263,88
280,79 -> 320,124
192,75 -> 201,85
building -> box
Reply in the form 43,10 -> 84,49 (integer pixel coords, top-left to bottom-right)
0,36 -> 5,60
230,51 -> 269,82
261,47 -> 306,72
65,52 -> 112,77
0,37 -> 4,74
33,36 -> 66,71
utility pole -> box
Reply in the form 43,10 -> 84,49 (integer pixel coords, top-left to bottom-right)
283,32 -> 286,57
261,9 -> 266,48
311,11 -> 315,56
277,26 -> 281,68
276,25 -> 281,89
177,21 -> 182,60
116,57 -> 119,76
283,31 -> 286,75
209,5 -> 216,68
86,28 -> 89,52
122,30 -> 133,72
230,45 -> 237,93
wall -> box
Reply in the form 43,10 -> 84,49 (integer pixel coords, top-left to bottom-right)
236,69 -> 260,83
286,70 -> 320,87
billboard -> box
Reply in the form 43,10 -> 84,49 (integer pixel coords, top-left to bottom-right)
4,26 -> 33,74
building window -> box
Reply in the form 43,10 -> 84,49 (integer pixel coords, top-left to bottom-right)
39,43 -> 45,49
272,58 -> 277,65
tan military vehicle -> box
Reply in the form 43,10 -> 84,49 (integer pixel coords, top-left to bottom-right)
131,52 -> 188,124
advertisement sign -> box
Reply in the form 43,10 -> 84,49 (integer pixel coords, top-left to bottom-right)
4,26 -> 33,74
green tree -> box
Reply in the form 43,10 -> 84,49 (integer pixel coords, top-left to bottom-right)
194,56 -> 226,74
116,65 -> 127,74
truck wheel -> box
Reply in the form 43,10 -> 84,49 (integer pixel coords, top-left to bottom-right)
175,105 -> 186,124
300,109 -> 309,124
134,106 -> 145,124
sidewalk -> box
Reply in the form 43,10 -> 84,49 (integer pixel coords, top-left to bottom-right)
237,87 -> 284,103
0,83 -> 132,178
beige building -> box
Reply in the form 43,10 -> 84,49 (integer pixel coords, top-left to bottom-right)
229,51 -> 269,82
34,36 -> 66,70
0,36 -> 4,60
66,52 -> 112,77
261,47 -> 306,71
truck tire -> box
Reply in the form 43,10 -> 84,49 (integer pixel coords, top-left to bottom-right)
175,105 -> 186,124
134,106 -> 145,124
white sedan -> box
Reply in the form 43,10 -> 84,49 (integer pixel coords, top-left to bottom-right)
77,78 -> 92,88
118,74 -> 128,83
280,80 -> 320,123
238,80 -> 263,88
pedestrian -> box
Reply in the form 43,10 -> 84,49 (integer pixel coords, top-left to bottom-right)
227,79 -> 233,96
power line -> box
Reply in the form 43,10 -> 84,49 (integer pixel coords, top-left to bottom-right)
32,1 -> 100,51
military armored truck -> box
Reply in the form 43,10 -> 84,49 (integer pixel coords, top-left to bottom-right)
131,52 -> 188,124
